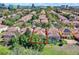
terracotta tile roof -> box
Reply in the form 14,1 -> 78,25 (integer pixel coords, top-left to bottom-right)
48,28 -> 60,37
73,21 -> 79,24
7,27 -> 20,33
0,24 -> 8,28
62,20 -> 70,24
41,19 -> 48,23
39,15 -> 47,19
72,29 -> 79,40
2,32 -> 16,39
18,14 -> 33,22
0,20 -> 2,24
64,39 -> 77,45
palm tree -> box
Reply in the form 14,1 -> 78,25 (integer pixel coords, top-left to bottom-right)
41,23 -> 51,44
29,25 -> 36,43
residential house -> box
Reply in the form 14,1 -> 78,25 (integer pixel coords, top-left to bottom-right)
6,26 -> 20,33
72,29 -> 79,41
50,10 -> 68,21
18,14 -> 33,22
33,19 -> 41,26
13,21 -> 24,27
34,28 -> 45,36
39,15 -> 46,20
0,25 -> 8,33
64,39 -> 77,45
7,15 -> 11,18
48,28 -> 61,41
73,21 -> 79,28
39,15 -> 48,23
2,32 -> 16,39
59,28 -> 71,38
76,16 -> 79,21
0,17 -> 5,20
0,20 -> 2,24
31,11 -> 36,15
3,16 -> 7,19
0,17 -> 5,24
58,15 -> 68,21
62,20 -> 70,25
11,14 -> 17,17
1,32 -> 16,45
40,18 -> 48,24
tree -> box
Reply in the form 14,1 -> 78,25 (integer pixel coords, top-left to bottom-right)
24,28 -> 31,37
30,33 -> 45,51
32,15 -> 37,20
9,36 -> 19,49
19,34 -> 29,48
27,15 -> 37,24
47,6 -> 53,11
2,18 -> 16,26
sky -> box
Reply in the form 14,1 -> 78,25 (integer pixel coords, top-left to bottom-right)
0,0 -> 79,3
4,3 -> 79,6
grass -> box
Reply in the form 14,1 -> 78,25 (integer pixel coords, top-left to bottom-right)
42,44 -> 79,55
42,44 -> 67,55
0,45 -> 11,55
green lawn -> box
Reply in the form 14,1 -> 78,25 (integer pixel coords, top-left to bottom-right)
42,44 -> 79,55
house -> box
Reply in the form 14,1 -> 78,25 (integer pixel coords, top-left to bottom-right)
59,15 -> 68,21
13,21 -> 24,27
33,19 -> 40,24
34,28 -> 45,36
62,20 -> 70,25
74,16 -> 79,21
64,39 -> 77,45
72,29 -> 79,41
40,18 -> 48,23
59,28 -> 71,38
50,10 -> 68,21
0,17 -> 5,24
39,15 -> 48,23
29,27 -> 45,36
39,15 -> 46,20
0,17 -> 4,20
6,26 -> 20,33
7,15 -> 11,18
74,33 -> 79,41
50,10 -> 58,15
73,21 -> 79,28
2,32 -> 16,39
18,14 -> 33,22
1,32 -> 16,45
0,25 -> 8,33
48,28 -> 61,41
0,20 -> 2,24
11,14 -> 17,17
3,16 -> 7,19
31,11 -> 36,15
71,28 -> 79,34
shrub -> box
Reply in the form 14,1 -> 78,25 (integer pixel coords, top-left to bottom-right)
11,45 -> 42,55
